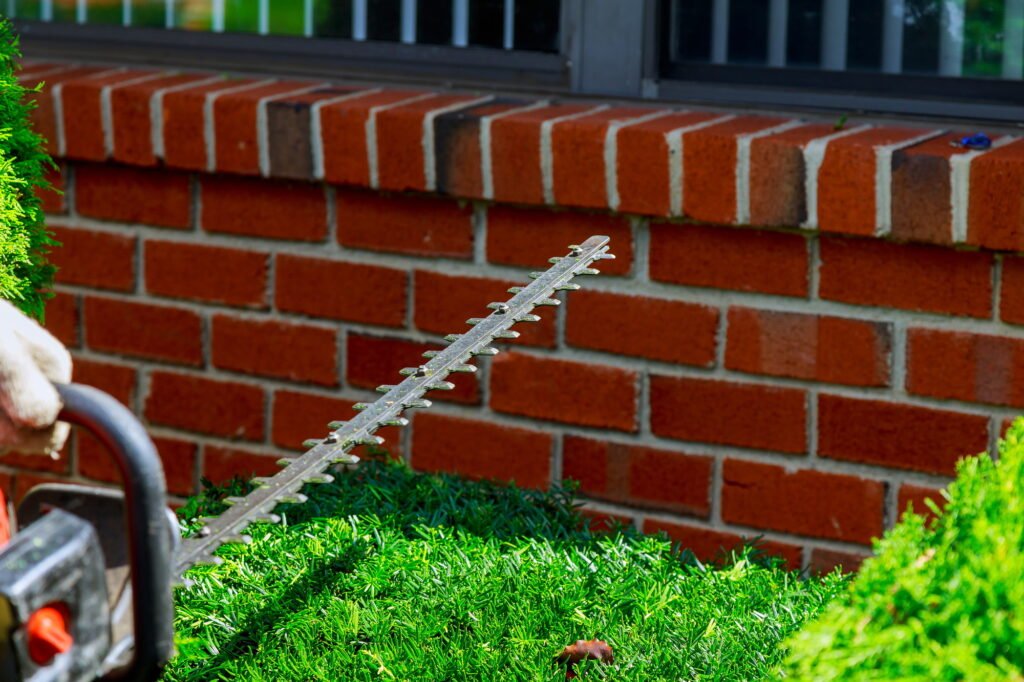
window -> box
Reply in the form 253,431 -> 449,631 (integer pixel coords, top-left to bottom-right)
659,0 -> 1024,121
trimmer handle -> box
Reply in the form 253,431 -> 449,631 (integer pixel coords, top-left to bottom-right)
56,383 -> 175,681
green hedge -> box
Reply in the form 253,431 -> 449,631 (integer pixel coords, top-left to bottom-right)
0,19 -> 56,320
781,420 -> 1024,680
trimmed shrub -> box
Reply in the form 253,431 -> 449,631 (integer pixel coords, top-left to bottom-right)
0,19 -> 56,320
781,420 -> 1024,680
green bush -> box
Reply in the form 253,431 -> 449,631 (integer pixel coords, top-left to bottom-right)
168,459 -> 847,681
0,19 -> 56,320
781,420 -> 1024,681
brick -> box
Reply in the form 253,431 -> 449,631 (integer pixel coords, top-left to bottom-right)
376,94 -> 483,192
817,394 -> 989,475
336,188 -> 472,258
84,297 -> 202,366
819,236 -> 991,317
72,358 -> 136,406
649,223 -> 808,297
891,132 -> 974,244
898,483 -> 946,524
201,175 -> 326,241
44,292 -> 79,348
486,206 -> 632,275
320,90 -> 424,186
213,80 -> 313,175
563,436 -> 711,516
0,436 -> 70,474
490,352 -> 638,431
650,375 -> 806,454
276,254 -> 407,328
490,103 -> 595,205
61,69 -> 160,161
722,459 -> 885,545
411,412 -> 552,489
49,226 -> 136,291
642,518 -> 802,569
1002,255 -> 1024,325
817,127 -> 936,235
29,66 -> 109,154
616,112 -> 722,217
725,308 -> 891,387
748,123 -> 834,226
551,106 -> 655,209
111,73 -> 213,166
682,116 -> 790,224
433,99 -> 528,199
161,77 -> 248,170
968,139 -> 1024,251
145,371 -> 264,441
76,163 -> 191,229
80,435 -> 196,496
808,548 -> 868,575
145,241 -> 268,308
203,445 -> 282,485
907,328 -> 1024,408
37,164 -> 66,214
266,87 -> 364,180
212,315 -> 338,386
413,270 -> 555,347
346,334 -> 478,404
566,290 -> 718,366
271,389 -> 402,454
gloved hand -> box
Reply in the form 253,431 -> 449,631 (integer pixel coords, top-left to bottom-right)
0,300 -> 72,457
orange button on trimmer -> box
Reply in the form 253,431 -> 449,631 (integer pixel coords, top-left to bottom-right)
26,605 -> 73,665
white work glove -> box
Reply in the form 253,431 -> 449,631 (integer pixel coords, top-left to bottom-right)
0,299 -> 72,457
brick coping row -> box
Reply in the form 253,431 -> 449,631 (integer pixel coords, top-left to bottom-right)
18,59 -> 1024,252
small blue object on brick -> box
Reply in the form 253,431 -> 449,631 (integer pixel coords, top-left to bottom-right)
950,133 -> 992,150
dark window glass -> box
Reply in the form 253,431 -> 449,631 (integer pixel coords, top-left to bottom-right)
903,0 -> 940,73
314,0 -> 352,39
469,0 -> 503,49
417,0 -> 453,45
267,0 -> 305,36
11,0 -> 42,19
848,0 -> 883,70
787,0 -> 821,67
367,0 -> 401,42
52,0 -> 77,22
728,0 -> 768,64
515,0 -> 560,52
673,0 -> 712,61
964,0 -> 1004,77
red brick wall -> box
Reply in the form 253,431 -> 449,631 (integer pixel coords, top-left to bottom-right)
14,59 -> 1024,574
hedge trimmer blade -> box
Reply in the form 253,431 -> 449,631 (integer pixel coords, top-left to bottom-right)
173,235 -> 614,579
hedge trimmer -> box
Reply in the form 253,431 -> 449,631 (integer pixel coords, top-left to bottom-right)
0,235 -> 613,681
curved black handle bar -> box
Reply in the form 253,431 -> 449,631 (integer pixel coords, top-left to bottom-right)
55,383 -> 174,682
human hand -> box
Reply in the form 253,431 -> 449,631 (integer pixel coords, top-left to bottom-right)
0,300 -> 72,457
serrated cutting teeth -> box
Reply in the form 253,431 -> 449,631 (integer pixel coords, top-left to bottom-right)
302,438 -> 323,449
250,477 -> 272,488
172,234 -> 612,582
597,252 -> 616,260
427,381 -> 455,391
378,416 -> 409,427
548,256 -> 565,264
276,457 -> 293,467
223,534 -> 252,546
